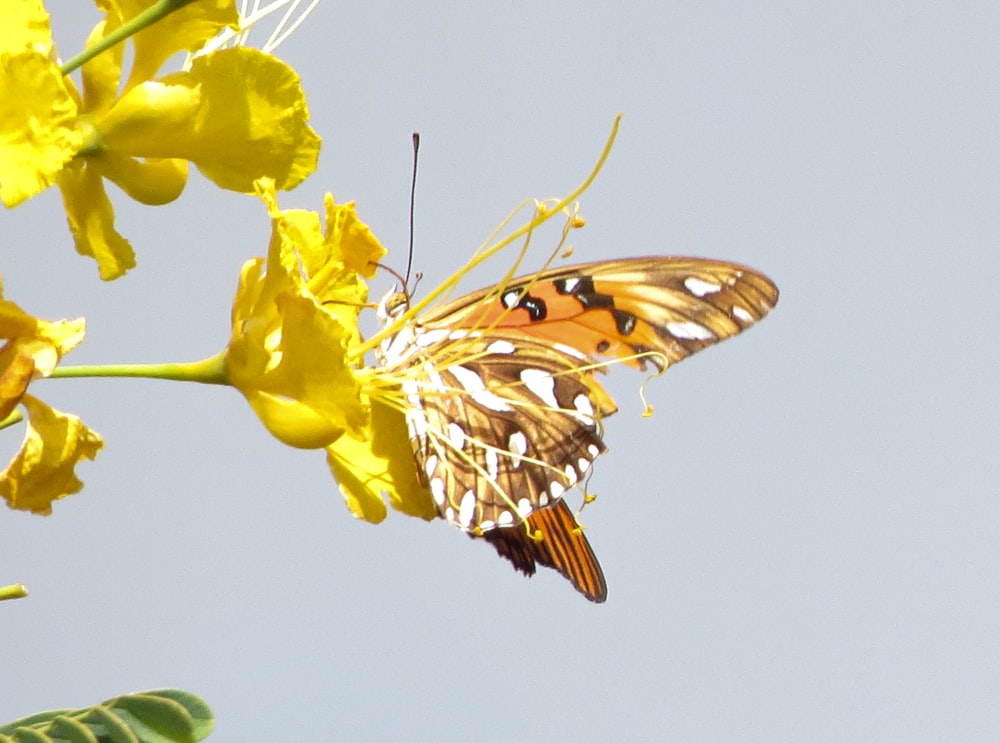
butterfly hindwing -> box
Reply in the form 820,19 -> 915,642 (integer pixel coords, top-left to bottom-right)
401,332 -> 613,533
483,499 -> 607,603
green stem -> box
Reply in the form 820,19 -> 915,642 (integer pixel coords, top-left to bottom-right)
47,352 -> 230,386
60,0 -> 199,75
0,584 -> 28,601
0,410 -> 24,429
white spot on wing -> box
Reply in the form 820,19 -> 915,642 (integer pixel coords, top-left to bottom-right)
562,277 -> 580,292
480,519 -> 495,531
401,379 -> 421,407
424,455 -> 438,480
732,306 -> 754,324
449,365 -> 513,412
406,410 -> 428,438
414,328 -> 450,347
378,325 -> 417,365
572,394 -> 595,425
485,448 -> 499,480
459,490 -> 476,528
447,422 -> 466,450
578,457 -> 591,474
509,431 -> 528,457
538,492 -> 549,507
550,480 -> 565,500
587,444 -> 601,458
517,497 -> 532,517
430,477 -> 446,506
684,276 -> 722,297
486,339 -> 516,355
498,510 -> 514,526
423,364 -> 446,392
564,464 -> 578,485
667,321 -> 715,341
519,368 -> 559,409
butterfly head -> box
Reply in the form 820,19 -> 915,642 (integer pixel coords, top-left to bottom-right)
375,286 -> 410,327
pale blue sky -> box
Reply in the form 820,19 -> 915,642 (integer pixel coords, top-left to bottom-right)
4,2 -> 1000,741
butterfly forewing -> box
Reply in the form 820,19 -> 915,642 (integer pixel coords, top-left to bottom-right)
421,257 -> 779,371
378,256 -> 778,602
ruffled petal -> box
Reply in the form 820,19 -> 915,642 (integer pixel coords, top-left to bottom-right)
0,395 -> 103,515
58,159 -> 136,279
99,48 -> 320,192
0,49 -> 81,206
119,0 -> 239,89
326,399 -> 436,523
225,183 -> 373,449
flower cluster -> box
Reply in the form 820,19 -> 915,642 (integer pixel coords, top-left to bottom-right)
0,0 -> 322,513
0,287 -> 99,514
2,0 -> 318,279
1,0 -> 618,546
226,181 -> 436,523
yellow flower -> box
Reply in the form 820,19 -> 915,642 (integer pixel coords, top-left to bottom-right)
0,285 -> 102,515
225,180 -> 435,523
225,180 -> 379,450
0,0 -> 82,208
1,0 -> 321,280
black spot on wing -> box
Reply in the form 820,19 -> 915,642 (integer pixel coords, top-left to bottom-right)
612,309 -> 637,335
555,276 -> 614,310
502,289 -> 547,321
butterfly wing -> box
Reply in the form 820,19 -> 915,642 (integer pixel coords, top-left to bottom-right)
395,330 -> 613,601
420,257 -> 779,371
381,256 -> 778,601
483,499 -> 607,602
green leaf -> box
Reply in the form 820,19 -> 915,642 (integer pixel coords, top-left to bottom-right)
8,729 -> 49,743
0,690 -> 213,743
50,714 -> 99,743
88,709 -> 138,743
112,693 -> 195,743
51,715 -> 99,743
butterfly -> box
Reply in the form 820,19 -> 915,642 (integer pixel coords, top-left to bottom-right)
375,256 -> 778,602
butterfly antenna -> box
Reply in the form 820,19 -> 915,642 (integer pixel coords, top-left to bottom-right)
404,131 -> 420,288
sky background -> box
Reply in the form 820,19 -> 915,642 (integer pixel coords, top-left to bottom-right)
4,2 -> 1000,741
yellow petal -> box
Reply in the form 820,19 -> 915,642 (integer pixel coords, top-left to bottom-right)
0,395 -> 103,515
94,153 -> 188,205
326,398 -> 436,524
0,0 -> 55,56
79,16 -> 124,115
98,48 -> 320,192
117,0 -> 239,90
0,49 -> 82,207
228,291 -> 365,447
226,187 -> 377,447
0,351 -> 34,421
57,159 -> 137,280
244,390 -> 345,450
323,197 -> 386,280
0,301 -> 86,417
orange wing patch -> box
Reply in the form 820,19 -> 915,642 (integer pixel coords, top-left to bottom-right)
426,257 -> 779,372
482,499 -> 607,603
